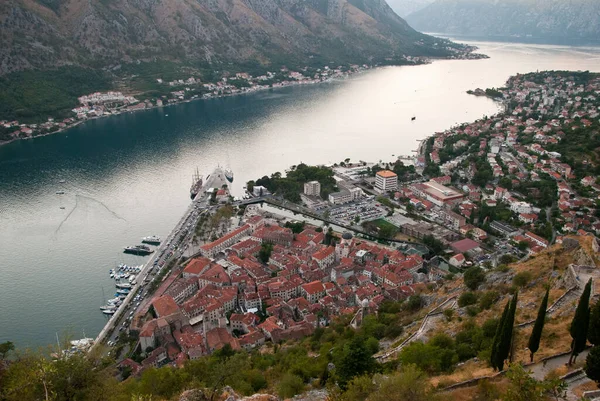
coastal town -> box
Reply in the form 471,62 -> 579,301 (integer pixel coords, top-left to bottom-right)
109,70 -> 600,375
0,44 -> 487,145
0,64 -> 370,142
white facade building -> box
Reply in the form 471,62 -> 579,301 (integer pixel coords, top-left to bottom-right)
375,170 -> 398,192
304,181 -> 321,196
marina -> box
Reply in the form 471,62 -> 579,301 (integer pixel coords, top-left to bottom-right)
91,166 -> 229,350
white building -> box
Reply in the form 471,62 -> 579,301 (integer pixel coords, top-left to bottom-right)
510,201 -> 533,214
304,181 -> 321,196
328,187 -> 362,205
375,170 -> 398,192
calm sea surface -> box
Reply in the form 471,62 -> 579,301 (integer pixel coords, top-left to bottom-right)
1,41 -> 600,347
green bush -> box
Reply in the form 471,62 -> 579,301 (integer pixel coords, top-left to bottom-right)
458,292 -> 478,307
479,291 -> 499,310
277,374 -> 305,398
513,271 -> 533,288
464,267 -> 486,290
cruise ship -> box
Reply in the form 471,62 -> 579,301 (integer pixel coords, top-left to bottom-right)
225,168 -> 234,183
141,235 -> 161,245
123,245 -> 153,255
190,168 -> 203,200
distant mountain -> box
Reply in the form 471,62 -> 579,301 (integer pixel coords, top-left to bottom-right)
0,0 -> 464,77
385,0 -> 434,18
406,0 -> 600,44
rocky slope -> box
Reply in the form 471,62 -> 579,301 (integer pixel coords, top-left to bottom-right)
0,0 -> 460,76
406,0 -> 600,44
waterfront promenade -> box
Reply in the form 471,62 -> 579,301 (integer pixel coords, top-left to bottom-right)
91,167 -> 228,352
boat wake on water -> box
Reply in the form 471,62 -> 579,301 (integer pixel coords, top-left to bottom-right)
54,194 -> 126,234
77,194 -> 127,222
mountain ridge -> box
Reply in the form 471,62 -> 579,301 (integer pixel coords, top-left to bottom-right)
405,0 -> 600,44
0,0 -> 465,77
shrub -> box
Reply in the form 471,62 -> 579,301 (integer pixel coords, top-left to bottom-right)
466,305 -> 480,317
513,271 -> 532,288
464,267 -> 486,290
458,292 -> 478,307
496,264 -> 510,273
277,374 -> 305,398
479,291 -> 499,310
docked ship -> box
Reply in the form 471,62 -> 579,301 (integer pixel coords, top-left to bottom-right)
190,168 -> 203,200
141,235 -> 161,245
225,168 -> 234,183
123,244 -> 153,255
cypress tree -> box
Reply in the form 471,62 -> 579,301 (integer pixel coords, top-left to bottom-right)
490,299 -> 510,370
496,291 -> 518,371
588,300 -> 600,346
528,288 -> 549,362
569,278 -> 592,365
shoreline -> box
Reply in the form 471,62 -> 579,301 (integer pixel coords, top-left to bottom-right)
0,71 -> 363,149
0,50 -> 486,149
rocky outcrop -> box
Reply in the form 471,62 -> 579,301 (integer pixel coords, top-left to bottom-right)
405,0 -> 600,44
179,387 -> 279,401
0,0 -> 460,76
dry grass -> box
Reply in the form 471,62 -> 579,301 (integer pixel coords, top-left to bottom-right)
429,360 -> 495,387
573,380 -> 598,397
412,236 -> 600,390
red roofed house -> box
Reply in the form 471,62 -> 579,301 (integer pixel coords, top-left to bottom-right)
450,238 -> 481,254
205,327 -> 240,353
183,257 -> 212,278
238,330 -> 266,351
229,312 -> 259,334
198,264 -> 231,288
301,281 -> 326,303
312,246 -> 336,269
519,213 -> 538,224
152,295 -> 180,318
119,358 -> 142,377
200,224 -> 252,257
139,320 -> 157,350
525,231 -> 549,248
449,253 -> 465,268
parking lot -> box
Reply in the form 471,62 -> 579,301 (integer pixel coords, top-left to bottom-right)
328,198 -> 387,226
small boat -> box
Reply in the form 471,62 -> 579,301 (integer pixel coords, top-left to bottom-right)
411,116 -> 416,121
142,235 -> 161,245
123,245 -> 153,256
165,114 -> 169,117
99,305 -> 114,311
117,288 -> 130,295
58,180 -> 66,184
60,206 -> 65,209
56,191 -> 65,195
115,282 -> 132,289
102,309 -> 116,315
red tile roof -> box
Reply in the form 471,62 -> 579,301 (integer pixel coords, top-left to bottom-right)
152,295 -> 180,317
312,246 -> 335,261
183,257 -> 211,276
302,280 -> 325,295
